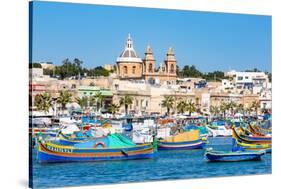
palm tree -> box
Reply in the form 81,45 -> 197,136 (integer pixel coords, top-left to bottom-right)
228,101 -> 237,116
75,96 -> 87,110
89,96 -> 96,108
210,105 -> 220,117
236,103 -> 244,114
94,91 -> 104,113
220,102 -> 229,119
34,92 -> 52,114
186,99 -> 196,116
161,96 -> 174,116
57,90 -> 72,113
108,103 -> 120,117
177,100 -> 187,114
245,106 -> 253,116
119,95 -> 133,115
251,100 -> 260,116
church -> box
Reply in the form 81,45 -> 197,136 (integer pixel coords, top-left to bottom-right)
116,34 -> 177,84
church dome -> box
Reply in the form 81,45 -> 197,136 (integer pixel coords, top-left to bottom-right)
116,34 -> 143,63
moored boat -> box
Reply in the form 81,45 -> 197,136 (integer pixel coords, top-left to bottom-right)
235,139 -> 272,153
37,134 -> 156,163
205,148 -> 266,162
158,139 -> 204,150
232,127 -> 271,144
158,130 -> 205,150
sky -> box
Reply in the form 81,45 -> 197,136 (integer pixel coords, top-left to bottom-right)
31,1 -> 272,73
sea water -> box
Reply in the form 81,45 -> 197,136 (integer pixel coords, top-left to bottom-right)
31,137 -> 272,188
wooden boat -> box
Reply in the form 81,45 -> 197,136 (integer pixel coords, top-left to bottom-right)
205,148 -> 265,162
248,124 -> 271,136
235,139 -> 271,153
57,132 -> 91,145
37,134 -> 156,163
158,130 -> 205,150
158,139 -> 204,150
232,127 -> 271,144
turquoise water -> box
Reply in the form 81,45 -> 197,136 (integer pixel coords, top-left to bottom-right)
31,137 -> 271,188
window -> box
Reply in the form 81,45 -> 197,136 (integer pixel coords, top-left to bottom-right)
148,63 -> 153,73
132,66 -> 136,74
123,66 -> 128,74
146,100 -> 148,106
170,64 -> 175,73
237,76 -> 243,80
245,76 -> 249,79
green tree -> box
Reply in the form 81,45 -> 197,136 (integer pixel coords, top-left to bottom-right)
74,58 -> 83,79
210,105 -> 220,117
182,65 -> 202,78
89,96 -> 96,107
186,100 -> 196,116
30,63 -> 42,68
57,91 -> 72,112
161,96 -> 174,115
236,103 -> 244,114
220,102 -> 229,119
75,96 -> 87,110
119,95 -> 133,115
34,92 -> 52,113
108,103 -> 120,117
94,91 -> 105,113
227,101 -> 237,116
177,100 -> 187,114
251,100 -> 260,116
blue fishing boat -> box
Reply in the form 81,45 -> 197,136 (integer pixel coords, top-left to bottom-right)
37,134 -> 156,163
205,148 -> 266,162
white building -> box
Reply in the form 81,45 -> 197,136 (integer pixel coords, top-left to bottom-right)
40,62 -> 55,70
29,68 -> 43,79
221,79 -> 235,90
225,70 -> 269,92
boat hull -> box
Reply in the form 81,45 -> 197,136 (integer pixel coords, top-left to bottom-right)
37,142 -> 155,163
158,139 -> 204,150
232,128 -> 271,144
205,151 -> 265,162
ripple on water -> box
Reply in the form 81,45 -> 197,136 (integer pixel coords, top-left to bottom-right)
32,137 -> 271,188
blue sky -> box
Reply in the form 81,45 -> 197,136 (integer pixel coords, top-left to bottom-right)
31,1 -> 272,72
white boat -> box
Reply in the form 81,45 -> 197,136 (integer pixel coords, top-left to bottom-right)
206,125 -> 232,137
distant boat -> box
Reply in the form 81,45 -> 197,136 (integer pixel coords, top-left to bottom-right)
232,127 -> 271,144
158,139 -> 204,150
57,132 -> 91,145
235,139 -> 272,153
205,148 -> 266,162
158,130 -> 205,150
37,134 -> 156,163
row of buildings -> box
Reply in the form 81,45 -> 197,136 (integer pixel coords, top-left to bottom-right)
30,34 -> 272,115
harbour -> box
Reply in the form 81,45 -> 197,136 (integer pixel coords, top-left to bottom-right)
31,137 -> 271,188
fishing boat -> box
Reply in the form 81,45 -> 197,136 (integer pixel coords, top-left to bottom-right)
235,139 -> 272,153
158,139 -> 204,150
248,123 -> 272,136
205,148 -> 266,162
232,127 -> 271,144
57,132 -> 92,145
37,134 -> 156,163
158,130 -> 204,150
